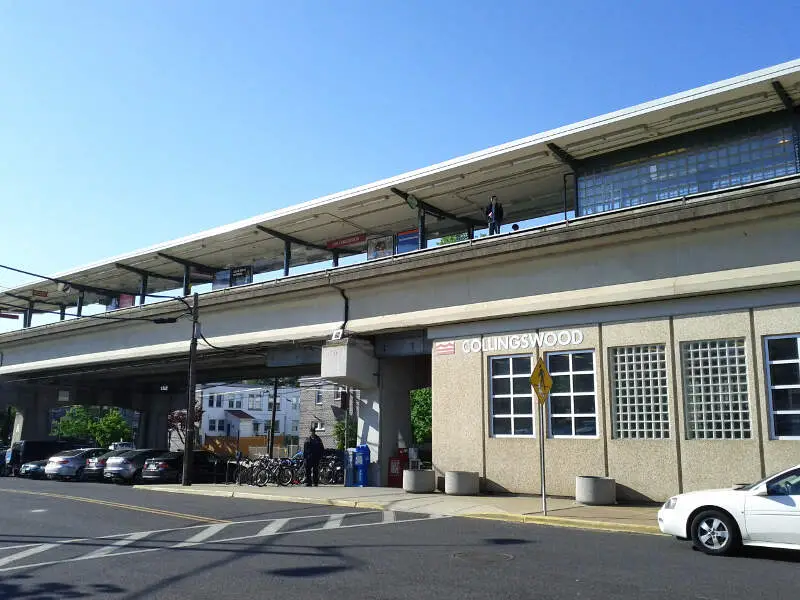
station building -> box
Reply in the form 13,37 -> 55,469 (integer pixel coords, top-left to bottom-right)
1,60 -> 800,501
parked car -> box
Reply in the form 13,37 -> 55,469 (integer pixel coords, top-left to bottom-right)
142,450 -> 224,484
108,441 -> 136,451
659,463 -> 800,555
19,460 -> 48,479
45,448 -> 106,481
4,440 -> 76,477
85,449 -> 130,481
104,449 -> 169,484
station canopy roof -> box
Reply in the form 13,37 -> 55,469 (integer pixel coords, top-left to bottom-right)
2,59 -> 800,312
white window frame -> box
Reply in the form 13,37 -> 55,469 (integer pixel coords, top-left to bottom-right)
489,354 -> 536,438
681,338 -> 751,440
546,350 -> 598,439
764,334 -> 800,441
215,396 -> 222,408
208,419 -> 216,432
311,420 -> 325,432
315,389 -> 324,405
610,344 -> 670,439
253,421 -> 260,435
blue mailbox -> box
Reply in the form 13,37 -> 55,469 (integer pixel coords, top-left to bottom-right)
353,444 -> 370,487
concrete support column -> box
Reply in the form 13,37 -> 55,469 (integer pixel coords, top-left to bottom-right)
7,385 -> 60,443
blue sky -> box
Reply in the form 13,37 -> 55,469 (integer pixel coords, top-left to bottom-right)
0,1 -> 797,329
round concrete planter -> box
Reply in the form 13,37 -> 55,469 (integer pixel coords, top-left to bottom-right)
444,471 -> 479,496
575,475 -> 616,505
403,469 -> 436,493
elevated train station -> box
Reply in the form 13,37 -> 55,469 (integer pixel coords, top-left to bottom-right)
2,59 -> 800,499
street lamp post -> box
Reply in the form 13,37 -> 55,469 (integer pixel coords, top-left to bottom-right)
181,293 -> 200,486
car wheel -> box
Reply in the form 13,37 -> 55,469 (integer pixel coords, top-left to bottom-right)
690,510 -> 740,556
74,468 -> 84,482
132,470 -> 142,485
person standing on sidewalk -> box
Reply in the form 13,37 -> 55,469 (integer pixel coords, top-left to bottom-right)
303,426 -> 324,487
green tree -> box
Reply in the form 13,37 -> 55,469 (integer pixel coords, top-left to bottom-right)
437,232 -> 469,245
50,406 -> 94,441
332,416 -> 358,450
88,409 -> 132,448
409,387 -> 432,444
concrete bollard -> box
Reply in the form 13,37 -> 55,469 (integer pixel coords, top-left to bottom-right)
575,475 -> 616,505
444,471 -> 479,495
403,469 -> 436,493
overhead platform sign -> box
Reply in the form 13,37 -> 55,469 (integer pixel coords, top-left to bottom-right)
326,233 -> 366,249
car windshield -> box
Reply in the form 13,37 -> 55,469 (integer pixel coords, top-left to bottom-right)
53,450 -> 84,458
737,465 -> 799,491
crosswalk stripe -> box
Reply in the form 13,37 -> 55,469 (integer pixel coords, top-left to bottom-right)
173,523 -> 230,547
382,511 -> 395,524
78,530 -> 154,559
323,514 -> 345,529
256,518 -> 289,536
0,544 -> 60,568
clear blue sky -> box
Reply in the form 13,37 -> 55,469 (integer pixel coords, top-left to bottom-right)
0,1 -> 797,321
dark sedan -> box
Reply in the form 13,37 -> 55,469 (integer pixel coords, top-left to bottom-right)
19,460 -> 47,479
142,450 -> 225,484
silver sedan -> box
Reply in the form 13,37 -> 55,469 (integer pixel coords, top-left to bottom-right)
44,448 -> 106,481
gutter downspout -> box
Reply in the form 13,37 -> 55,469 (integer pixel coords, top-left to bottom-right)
328,280 -> 350,332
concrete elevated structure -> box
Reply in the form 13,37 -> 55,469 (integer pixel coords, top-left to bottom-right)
2,60 -> 800,496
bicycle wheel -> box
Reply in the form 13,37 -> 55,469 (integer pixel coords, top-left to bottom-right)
254,467 -> 270,487
277,466 -> 293,486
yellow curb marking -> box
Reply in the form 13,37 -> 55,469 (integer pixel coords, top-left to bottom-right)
0,489 -> 229,524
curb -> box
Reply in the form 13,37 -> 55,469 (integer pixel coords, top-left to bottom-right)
464,512 -> 663,535
135,486 -> 661,535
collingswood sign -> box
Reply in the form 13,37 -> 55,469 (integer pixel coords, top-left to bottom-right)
461,330 -> 584,354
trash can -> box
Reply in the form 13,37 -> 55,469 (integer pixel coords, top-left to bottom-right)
353,444 -> 370,487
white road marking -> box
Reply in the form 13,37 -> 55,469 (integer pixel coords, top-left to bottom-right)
173,523 -> 230,548
0,511 -> 450,574
78,530 -> 155,559
323,514 -> 345,529
382,511 -> 395,523
0,544 -> 60,568
256,518 -> 289,536
30,509 -> 47,513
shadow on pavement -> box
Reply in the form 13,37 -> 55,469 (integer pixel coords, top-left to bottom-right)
0,572 -> 124,599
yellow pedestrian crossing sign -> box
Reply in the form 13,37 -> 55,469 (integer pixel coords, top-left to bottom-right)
530,357 -> 552,405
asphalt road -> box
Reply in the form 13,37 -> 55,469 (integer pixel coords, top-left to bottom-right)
0,477 -> 798,600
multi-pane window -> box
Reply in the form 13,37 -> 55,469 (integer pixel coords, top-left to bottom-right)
578,117 -> 798,216
208,394 -> 214,408
268,400 -> 281,412
215,396 -> 222,408
681,338 -> 750,439
547,351 -> 597,437
253,422 -> 260,435
248,394 -> 263,411
315,390 -> 324,405
765,336 -> 800,439
218,420 -> 226,434
311,420 -> 325,432
227,397 -> 234,409
208,419 -> 216,432
611,345 -> 670,439
489,356 -> 534,437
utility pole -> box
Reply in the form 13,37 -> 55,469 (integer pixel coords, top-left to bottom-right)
181,293 -> 200,486
268,376 -> 279,457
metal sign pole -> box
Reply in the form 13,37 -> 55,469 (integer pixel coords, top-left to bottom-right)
539,400 -> 547,515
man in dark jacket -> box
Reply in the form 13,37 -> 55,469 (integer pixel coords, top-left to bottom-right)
485,195 -> 503,235
303,427 -> 324,487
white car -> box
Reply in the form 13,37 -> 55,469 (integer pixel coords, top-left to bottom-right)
658,463 -> 800,555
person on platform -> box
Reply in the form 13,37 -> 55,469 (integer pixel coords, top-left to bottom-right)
303,426 -> 324,487
485,195 -> 504,235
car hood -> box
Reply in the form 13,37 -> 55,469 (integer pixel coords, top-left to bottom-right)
675,487 -> 749,503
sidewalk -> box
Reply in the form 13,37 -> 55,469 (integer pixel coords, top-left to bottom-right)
136,483 -> 663,535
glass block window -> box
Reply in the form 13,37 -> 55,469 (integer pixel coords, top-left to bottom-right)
547,351 -> 597,437
489,355 -> 535,437
765,336 -> 800,439
577,118 -> 798,216
681,339 -> 750,439
611,345 -> 670,439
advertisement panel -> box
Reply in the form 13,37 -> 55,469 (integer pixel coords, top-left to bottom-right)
367,235 -> 394,260
230,266 -> 253,287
